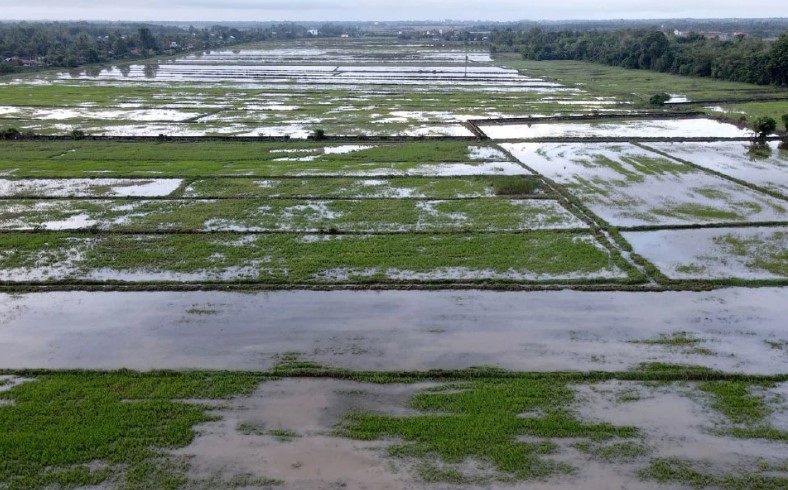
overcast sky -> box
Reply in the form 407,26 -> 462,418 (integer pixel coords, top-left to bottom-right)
2,0 -> 787,22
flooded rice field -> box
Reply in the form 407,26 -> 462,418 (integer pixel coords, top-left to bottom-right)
0,39 -> 630,137
624,227 -> 787,280
1,288 -> 785,373
172,43 -> 496,64
0,178 -> 183,197
1,40 -> 785,289
1,37 -> 788,490
503,142 -> 788,227
480,117 -> 753,140
0,231 -> 630,283
0,198 -> 587,232
646,141 -> 788,197
1,140 -> 641,286
167,376 -> 787,490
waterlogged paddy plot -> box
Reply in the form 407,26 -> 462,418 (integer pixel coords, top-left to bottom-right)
0,232 -> 630,283
0,176 -> 544,200
0,140 -> 635,285
624,227 -> 788,280
647,141 -> 788,198
0,178 -> 183,197
0,39 -> 621,138
481,117 -> 754,140
504,142 -> 788,227
0,368 -> 786,490
2,136 -> 787,285
0,198 -> 585,232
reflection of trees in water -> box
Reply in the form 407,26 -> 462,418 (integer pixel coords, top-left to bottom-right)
118,65 -> 131,77
67,69 -> 82,78
143,63 -> 160,79
747,141 -> 772,160
84,66 -> 102,78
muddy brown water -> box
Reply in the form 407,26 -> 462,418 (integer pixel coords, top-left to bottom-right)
171,377 -> 786,490
0,288 -> 785,373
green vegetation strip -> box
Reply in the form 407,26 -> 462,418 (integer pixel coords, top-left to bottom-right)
0,140 -> 514,177
639,458 -> 788,489
181,176 -> 547,199
0,231 -> 635,284
0,198 -> 582,233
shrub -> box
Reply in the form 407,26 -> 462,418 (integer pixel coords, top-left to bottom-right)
751,116 -> 777,139
782,113 -> 788,132
0,127 -> 22,140
311,128 -> 326,140
70,129 -> 86,140
649,93 -> 671,106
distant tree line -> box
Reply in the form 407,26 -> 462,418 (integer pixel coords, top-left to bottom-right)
0,22 -> 345,75
491,28 -> 788,86
483,19 -> 788,40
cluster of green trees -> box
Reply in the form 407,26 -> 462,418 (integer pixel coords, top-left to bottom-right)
492,28 -> 788,86
484,19 -> 788,40
0,22 -> 328,75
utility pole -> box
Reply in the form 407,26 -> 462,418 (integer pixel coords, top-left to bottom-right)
465,43 -> 469,78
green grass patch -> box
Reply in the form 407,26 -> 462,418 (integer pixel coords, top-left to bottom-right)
338,378 -> 638,483
0,365 -> 785,487
640,457 -> 788,489
237,422 -> 300,442
653,203 -> 755,222
0,371 -> 267,490
714,231 -> 788,276
632,331 -> 703,347
491,176 -> 544,196
700,381 -> 788,442
700,381 -> 772,425
574,440 -> 649,463
707,100 -> 788,126
630,332 -> 715,355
